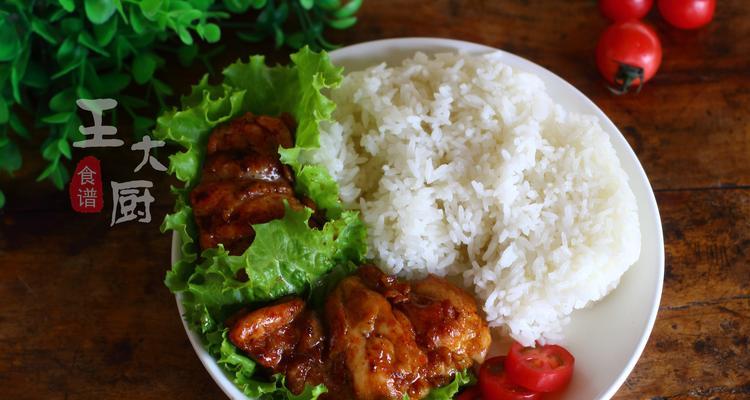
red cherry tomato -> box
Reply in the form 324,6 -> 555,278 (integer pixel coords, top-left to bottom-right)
456,386 -> 482,400
504,341 -> 575,393
599,0 -> 653,21
479,356 -> 541,400
658,0 -> 715,29
596,20 -> 662,94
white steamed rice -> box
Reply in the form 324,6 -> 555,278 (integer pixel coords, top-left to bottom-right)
304,51 -> 641,345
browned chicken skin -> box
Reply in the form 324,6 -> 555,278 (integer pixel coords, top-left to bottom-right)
190,112 -> 305,254
227,265 -> 491,400
327,274 -> 428,400
398,275 -> 492,397
228,298 -> 307,370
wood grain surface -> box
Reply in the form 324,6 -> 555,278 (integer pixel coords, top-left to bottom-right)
1,1 -> 748,399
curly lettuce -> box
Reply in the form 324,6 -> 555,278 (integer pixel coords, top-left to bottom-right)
155,48 -> 364,400
424,370 -> 476,400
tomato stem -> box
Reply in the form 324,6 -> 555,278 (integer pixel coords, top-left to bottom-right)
607,62 -> 645,95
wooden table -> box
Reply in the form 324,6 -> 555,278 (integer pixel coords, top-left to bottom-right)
1,1 -> 748,399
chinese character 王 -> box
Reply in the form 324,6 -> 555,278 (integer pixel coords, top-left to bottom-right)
73,98 -> 123,148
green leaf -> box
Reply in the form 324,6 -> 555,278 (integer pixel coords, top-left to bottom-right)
49,88 -> 77,112
42,138 -> 60,160
0,12 -> 20,62
275,1 -> 289,21
56,36 -> 76,63
10,43 -> 31,104
50,162 -> 69,189
93,15 -> 118,46
0,140 -> 21,173
76,86 -> 93,100
84,0 -> 117,24
50,8 -> 69,22
10,67 -> 21,104
0,97 -> 8,124
114,36 -> 131,69
31,19 -> 58,44
424,370 -> 476,400
129,4 -> 149,35
12,45 -> 30,89
60,17 -> 84,36
200,23 -> 221,43
133,115 -> 155,133
98,73 -> 131,96
152,78 -> 173,96
315,0 -> 341,11
222,0 -> 254,13
327,16 -> 357,29
58,0 -> 76,12
51,58 -> 82,80
66,116 -> 84,142
273,25 -> 284,47
132,52 -> 158,84
9,114 -> 29,139
175,206 -> 366,325
294,164 -> 342,218
332,0 -> 362,18
58,139 -> 72,159
0,189 -> 5,208
173,9 -> 203,26
0,64 -> 10,88
300,0 -> 314,10
285,31 -> 306,49
140,0 -> 163,18
21,62 -> 50,89
42,112 -> 72,124
82,68 -> 104,98
36,161 -> 58,182
176,26 -> 193,45
78,31 -> 110,56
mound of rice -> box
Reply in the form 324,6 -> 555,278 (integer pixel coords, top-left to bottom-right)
305,51 -> 641,345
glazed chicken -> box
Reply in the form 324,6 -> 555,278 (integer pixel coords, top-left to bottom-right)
326,272 -> 428,399
190,112 -> 308,254
228,265 -> 491,399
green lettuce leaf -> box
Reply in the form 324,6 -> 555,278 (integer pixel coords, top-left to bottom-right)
400,369 -> 476,400
179,205 -> 366,335
424,369 -> 476,400
155,47 -> 365,400
154,46 -> 344,210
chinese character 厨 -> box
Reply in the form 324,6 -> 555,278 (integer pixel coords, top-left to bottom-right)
110,180 -> 155,226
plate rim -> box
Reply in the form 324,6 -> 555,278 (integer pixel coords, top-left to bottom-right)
171,37 -> 665,400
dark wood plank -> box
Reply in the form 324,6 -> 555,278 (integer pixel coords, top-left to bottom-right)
613,188 -> 750,399
0,207 -> 223,400
617,297 -> 750,400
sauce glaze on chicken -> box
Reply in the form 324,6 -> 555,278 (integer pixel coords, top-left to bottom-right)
190,112 -> 308,255
228,265 -> 491,399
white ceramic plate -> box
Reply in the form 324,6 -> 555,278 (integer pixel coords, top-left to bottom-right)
172,37 -> 664,400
